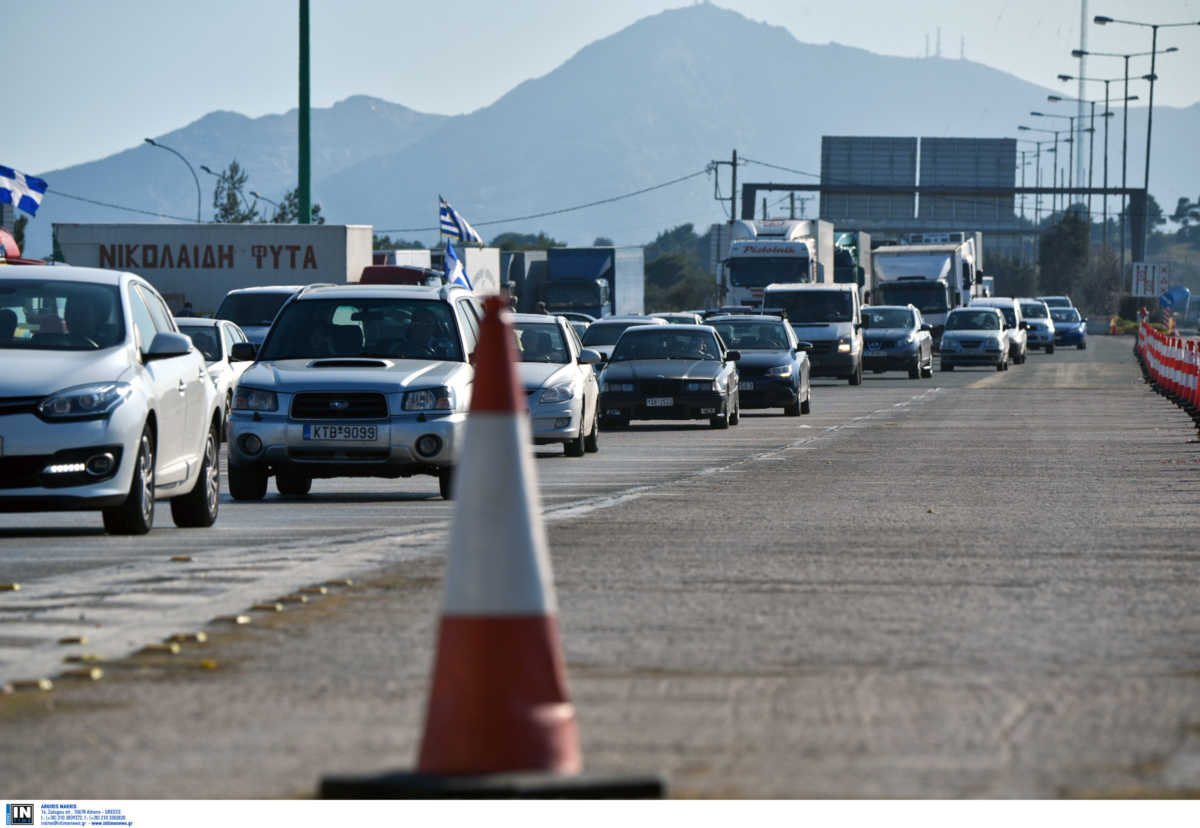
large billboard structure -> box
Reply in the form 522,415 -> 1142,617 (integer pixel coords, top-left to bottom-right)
917,138 -> 1016,224
820,137 -> 917,223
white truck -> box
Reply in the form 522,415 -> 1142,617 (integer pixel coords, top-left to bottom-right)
870,232 -> 985,347
723,219 -> 835,310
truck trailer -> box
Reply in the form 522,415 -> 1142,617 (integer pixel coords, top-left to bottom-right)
723,219 -> 835,310
871,231 -> 985,347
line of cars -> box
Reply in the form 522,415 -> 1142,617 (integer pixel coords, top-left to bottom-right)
940,294 -> 1086,372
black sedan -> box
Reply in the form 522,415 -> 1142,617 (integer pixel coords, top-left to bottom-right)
709,315 -> 812,416
861,304 -> 934,379
598,325 -> 741,429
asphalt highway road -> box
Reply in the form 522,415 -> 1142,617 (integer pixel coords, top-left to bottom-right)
2,336 -> 1198,798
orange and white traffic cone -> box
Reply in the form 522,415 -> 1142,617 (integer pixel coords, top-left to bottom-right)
320,296 -> 661,798
416,294 -> 580,776
1110,316 -> 1119,336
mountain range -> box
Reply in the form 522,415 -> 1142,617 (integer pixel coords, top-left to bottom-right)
23,3 -> 1200,258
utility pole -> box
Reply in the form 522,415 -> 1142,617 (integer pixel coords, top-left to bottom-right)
298,0 -> 312,224
789,192 -> 795,219
761,197 -> 767,220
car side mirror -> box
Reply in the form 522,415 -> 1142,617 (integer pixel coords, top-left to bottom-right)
795,341 -> 813,352
230,342 -> 258,362
595,350 -> 609,364
145,331 -> 193,361
920,324 -> 932,332
1020,321 -> 1029,330
854,322 -> 862,331
725,349 -> 741,362
578,348 -> 602,365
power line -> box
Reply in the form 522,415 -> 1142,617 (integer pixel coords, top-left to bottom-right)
377,168 -> 711,234
48,188 -> 201,223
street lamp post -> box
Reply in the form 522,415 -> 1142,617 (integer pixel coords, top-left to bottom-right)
1031,112 -> 1077,207
144,138 -> 201,222
1049,96 -> 1098,219
1018,127 -> 1061,219
1094,15 -> 1197,258
200,165 -> 259,216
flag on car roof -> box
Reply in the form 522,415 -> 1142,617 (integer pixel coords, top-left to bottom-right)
0,166 -> 48,217
444,240 -> 472,290
439,196 -> 483,245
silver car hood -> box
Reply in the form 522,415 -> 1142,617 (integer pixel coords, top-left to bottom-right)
240,358 -> 470,391
517,362 -> 572,390
0,346 -> 136,397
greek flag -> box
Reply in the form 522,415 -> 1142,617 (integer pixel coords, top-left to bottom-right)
439,196 -> 483,245
444,240 -> 472,290
0,166 -> 48,216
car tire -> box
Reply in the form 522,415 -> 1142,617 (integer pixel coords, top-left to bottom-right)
908,358 -> 921,379
941,363 -> 954,372
564,430 -> 585,457
1079,342 -> 1087,350
228,463 -> 268,501
729,399 -> 740,426
996,358 -> 1006,372
1046,344 -> 1055,355
784,399 -> 801,416
848,360 -> 863,385
275,471 -> 312,496
103,427 -> 156,535
170,424 -> 220,528
921,360 -> 934,378
584,411 -> 599,453
710,409 -> 729,429
438,467 -> 454,500
800,392 -> 811,415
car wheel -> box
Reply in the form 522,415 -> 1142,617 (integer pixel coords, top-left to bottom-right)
729,399 -> 740,426
170,424 -> 221,528
438,466 -> 454,500
941,363 -> 953,372
800,391 -> 812,415
908,357 -> 921,379
584,411 -> 599,453
564,429 -> 585,457
783,399 -> 801,416
1079,342 -> 1087,350
921,360 -> 934,378
1046,344 -> 1055,355
709,408 -> 729,429
996,358 -> 1006,372
103,427 -> 156,535
228,463 -> 268,501
275,471 -> 313,496
848,360 -> 863,386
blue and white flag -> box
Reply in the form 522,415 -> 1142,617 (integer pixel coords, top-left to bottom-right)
438,196 -> 483,245
0,166 -> 48,216
444,240 -> 473,290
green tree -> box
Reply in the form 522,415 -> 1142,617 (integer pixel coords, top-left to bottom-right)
489,231 -> 563,250
645,223 -> 706,262
373,234 -> 425,250
592,236 -> 614,247
645,251 -> 716,311
1038,212 -> 1090,296
988,255 -> 1038,298
13,215 -> 27,252
211,160 -> 260,223
268,187 -> 325,224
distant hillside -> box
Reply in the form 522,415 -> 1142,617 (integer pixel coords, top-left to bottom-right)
21,4 -> 1200,257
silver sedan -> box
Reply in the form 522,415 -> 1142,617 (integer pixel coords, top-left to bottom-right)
513,314 -> 602,456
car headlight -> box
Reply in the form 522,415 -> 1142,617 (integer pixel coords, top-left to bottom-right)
404,386 -> 456,411
766,364 -> 793,377
837,336 -> 852,353
37,382 -> 132,421
233,387 -> 278,412
603,382 -> 634,393
538,383 -> 576,404
687,379 -> 722,392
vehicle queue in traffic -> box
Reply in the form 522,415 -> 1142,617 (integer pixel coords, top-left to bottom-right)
0,260 -> 1083,535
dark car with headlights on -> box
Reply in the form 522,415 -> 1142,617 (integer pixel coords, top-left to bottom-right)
861,304 -> 934,379
1050,307 -> 1087,349
598,325 -> 740,429
708,315 -> 812,415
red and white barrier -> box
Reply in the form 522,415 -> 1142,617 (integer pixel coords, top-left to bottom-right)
1138,320 -> 1200,413
416,294 -> 582,776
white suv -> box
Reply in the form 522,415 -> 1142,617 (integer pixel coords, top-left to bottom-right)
970,297 -> 1028,364
0,265 -> 223,534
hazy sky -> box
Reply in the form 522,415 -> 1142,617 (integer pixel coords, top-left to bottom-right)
11,0 -> 1200,175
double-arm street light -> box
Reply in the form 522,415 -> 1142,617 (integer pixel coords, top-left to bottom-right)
1029,113 -> 1078,213
144,138 -> 201,222
1093,14 -> 1197,257
1016,138 -> 1057,224
1017,127 -> 1062,218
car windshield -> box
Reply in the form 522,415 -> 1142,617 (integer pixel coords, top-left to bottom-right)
1051,308 -> 1081,323
1040,297 -> 1071,308
610,330 -> 722,362
710,320 -> 789,350
514,322 -> 570,363
215,291 -> 293,328
874,282 -> 950,314
863,308 -> 915,329
178,325 -> 222,361
765,290 -> 854,323
946,310 -> 1000,331
258,298 -> 462,361
1020,302 -> 1048,318
0,279 -> 125,351
581,321 -> 655,347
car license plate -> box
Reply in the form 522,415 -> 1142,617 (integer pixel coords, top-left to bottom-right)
303,424 -> 379,441
739,380 -> 754,391
645,397 -> 673,407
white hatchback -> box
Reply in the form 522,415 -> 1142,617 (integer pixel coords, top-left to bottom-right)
0,265 -> 223,534
175,316 -> 253,433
